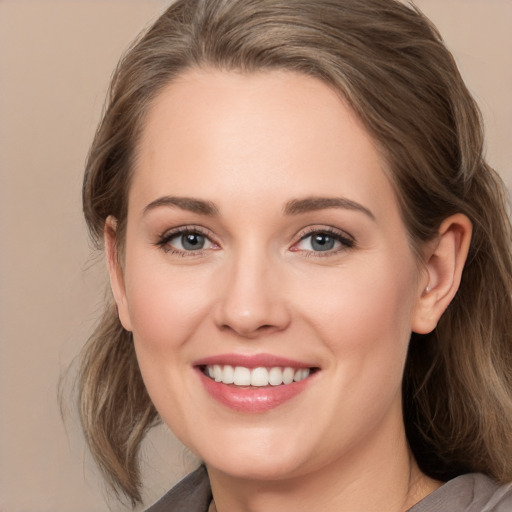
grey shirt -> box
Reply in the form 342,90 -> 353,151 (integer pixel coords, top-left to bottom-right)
145,466 -> 512,512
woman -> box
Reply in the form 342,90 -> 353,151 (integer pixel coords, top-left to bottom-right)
78,0 -> 512,510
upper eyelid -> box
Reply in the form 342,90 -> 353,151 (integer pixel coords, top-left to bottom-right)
294,225 -> 355,244
155,224 -> 355,249
291,228 -> 356,256
155,226 -> 218,253
158,225 -> 214,241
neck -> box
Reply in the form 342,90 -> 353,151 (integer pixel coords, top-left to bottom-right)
207,411 -> 440,512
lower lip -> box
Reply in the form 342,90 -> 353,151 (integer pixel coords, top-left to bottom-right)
196,369 -> 314,413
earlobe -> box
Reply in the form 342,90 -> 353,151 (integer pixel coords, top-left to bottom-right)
104,216 -> 133,332
412,213 -> 472,334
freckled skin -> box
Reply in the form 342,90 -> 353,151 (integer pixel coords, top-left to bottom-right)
110,69 -> 442,511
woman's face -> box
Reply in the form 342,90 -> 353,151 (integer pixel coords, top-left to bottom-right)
112,69 -> 428,481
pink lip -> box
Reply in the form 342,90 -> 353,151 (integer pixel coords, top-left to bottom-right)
193,353 -> 313,369
193,353 -> 318,413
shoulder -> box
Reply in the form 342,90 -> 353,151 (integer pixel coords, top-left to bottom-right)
409,473 -> 512,512
144,465 -> 212,512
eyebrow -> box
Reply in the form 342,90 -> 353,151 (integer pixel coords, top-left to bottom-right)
143,195 -> 374,220
283,196 -> 375,220
143,196 -> 219,216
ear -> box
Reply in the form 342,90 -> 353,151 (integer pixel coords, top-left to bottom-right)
104,216 -> 133,332
412,213 -> 472,334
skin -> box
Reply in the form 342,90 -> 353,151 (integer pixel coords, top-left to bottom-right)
106,69 -> 472,512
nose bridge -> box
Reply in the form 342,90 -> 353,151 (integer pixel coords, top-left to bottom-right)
214,240 -> 290,337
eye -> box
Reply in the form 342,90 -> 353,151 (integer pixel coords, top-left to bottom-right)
157,228 -> 217,254
174,232 -> 208,250
292,228 -> 354,254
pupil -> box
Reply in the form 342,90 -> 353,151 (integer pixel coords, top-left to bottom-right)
312,233 -> 335,251
182,233 -> 205,250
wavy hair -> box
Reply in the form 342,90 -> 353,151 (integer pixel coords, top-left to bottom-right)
78,0 -> 512,505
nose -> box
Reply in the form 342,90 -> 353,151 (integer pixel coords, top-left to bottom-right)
213,248 -> 291,339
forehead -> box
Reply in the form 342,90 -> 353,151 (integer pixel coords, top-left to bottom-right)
131,68 -> 396,219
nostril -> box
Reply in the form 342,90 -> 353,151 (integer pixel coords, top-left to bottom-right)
218,322 -> 282,339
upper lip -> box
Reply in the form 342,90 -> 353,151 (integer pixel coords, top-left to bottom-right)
193,353 -> 316,369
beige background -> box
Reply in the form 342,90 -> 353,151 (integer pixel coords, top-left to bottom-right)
0,1 -> 510,511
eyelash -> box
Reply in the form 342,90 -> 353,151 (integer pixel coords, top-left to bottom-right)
155,226 -> 217,257
155,226 -> 355,257
292,227 -> 355,257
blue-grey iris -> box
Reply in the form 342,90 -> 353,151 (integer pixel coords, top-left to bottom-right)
311,233 -> 335,251
182,233 -> 205,250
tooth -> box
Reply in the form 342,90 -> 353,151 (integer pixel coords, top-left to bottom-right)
222,365 -> 234,384
233,366 -> 251,386
283,367 -> 295,385
251,367 -> 269,387
268,367 -> 283,386
293,368 -> 311,382
207,364 -> 311,386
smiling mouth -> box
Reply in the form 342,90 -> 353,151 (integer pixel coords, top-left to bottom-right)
201,365 -> 317,387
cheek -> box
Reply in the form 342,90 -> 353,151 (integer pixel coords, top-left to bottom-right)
122,255 -> 214,436
310,260 -> 419,439
299,254 -> 418,372
123,255 -> 213,354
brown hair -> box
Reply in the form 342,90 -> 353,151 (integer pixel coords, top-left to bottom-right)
79,0 -> 512,505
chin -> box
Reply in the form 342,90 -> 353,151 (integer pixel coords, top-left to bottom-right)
208,457 -> 306,482
197,431 -> 313,482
